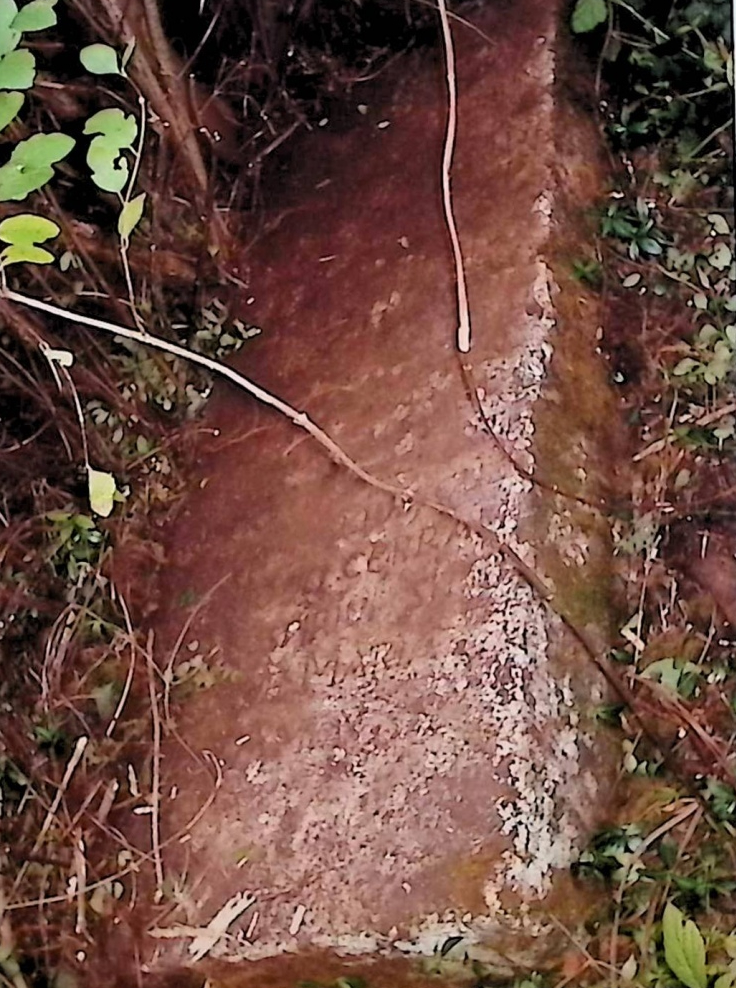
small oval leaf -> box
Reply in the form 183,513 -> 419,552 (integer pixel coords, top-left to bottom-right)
118,192 -> 145,241
707,213 -> 730,235
0,88 -> 22,129
710,243 -> 732,271
571,0 -> 608,33
88,467 -> 117,518
80,43 -> 120,76
0,46 -> 34,89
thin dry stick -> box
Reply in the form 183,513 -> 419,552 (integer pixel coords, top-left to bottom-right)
11,736 -> 90,895
3,288 -> 550,599
437,0 -> 471,353
145,631 -> 165,899
30,736 -> 89,859
3,290 -> 695,770
106,586 -> 137,738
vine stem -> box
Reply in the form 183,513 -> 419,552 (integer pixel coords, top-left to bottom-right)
5,287 -> 714,796
3,287 -> 552,600
118,93 -> 148,332
437,0 -> 471,354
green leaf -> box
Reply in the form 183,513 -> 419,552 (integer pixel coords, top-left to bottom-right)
83,107 -> 137,145
0,89 -> 22,129
0,0 -> 19,56
118,191 -> 145,241
0,132 -> 74,201
87,467 -> 116,518
87,138 -> 128,192
0,211 -> 59,243
0,242 -> 52,264
673,357 -> 699,376
83,109 -> 137,194
662,902 -> 707,988
79,43 -> 120,76
571,0 -> 608,33
0,211 -> 59,266
0,47 -> 34,89
11,0 -> 56,31
639,237 -> 662,256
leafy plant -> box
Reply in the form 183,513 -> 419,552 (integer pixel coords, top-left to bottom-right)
46,510 -> 105,579
571,256 -> 602,287
600,197 -> 666,260
703,778 -> 736,823
662,902 -> 707,988
572,824 -> 644,883
33,717 -> 68,756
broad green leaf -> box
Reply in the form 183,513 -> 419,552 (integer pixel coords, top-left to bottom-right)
80,43 -> 120,76
571,0 -> 607,33
0,89 -> 22,129
0,212 -> 59,243
0,47 -> 34,89
11,0 -> 55,31
83,107 -> 137,145
662,903 -> 707,988
0,0 -> 19,56
0,242 -> 53,264
118,192 -> 145,241
87,467 -> 116,518
0,132 -> 74,200
13,130 -> 72,165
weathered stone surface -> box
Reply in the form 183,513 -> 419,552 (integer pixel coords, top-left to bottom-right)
147,0 -> 621,975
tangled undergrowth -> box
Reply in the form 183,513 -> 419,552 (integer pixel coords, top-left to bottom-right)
557,0 -> 736,986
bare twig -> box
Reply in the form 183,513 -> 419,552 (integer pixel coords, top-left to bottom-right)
2,288 -> 550,598
106,586 -> 137,738
437,0 -> 471,353
11,737 -> 90,895
145,631 -> 164,899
